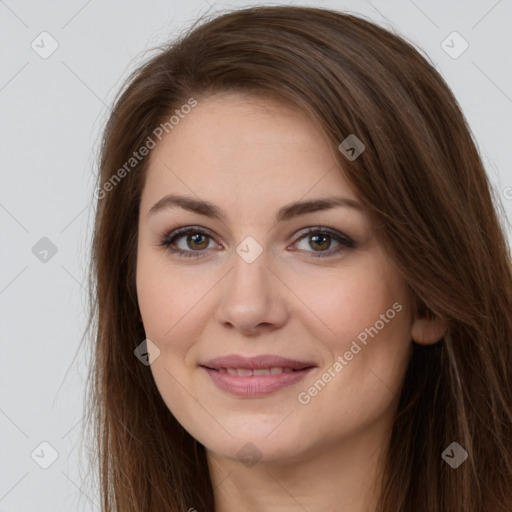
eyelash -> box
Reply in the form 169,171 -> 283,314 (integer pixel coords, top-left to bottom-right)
159,226 -> 355,259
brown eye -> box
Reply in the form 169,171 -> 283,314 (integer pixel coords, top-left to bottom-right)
185,233 -> 209,250
160,227 -> 217,258
293,227 -> 355,258
309,233 -> 331,251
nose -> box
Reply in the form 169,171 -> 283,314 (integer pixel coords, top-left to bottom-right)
215,247 -> 289,336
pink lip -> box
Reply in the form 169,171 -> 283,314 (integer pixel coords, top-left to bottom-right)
200,354 -> 316,397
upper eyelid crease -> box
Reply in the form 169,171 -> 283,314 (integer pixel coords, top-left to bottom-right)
148,194 -> 363,223
161,226 -> 355,258
161,225 -> 353,243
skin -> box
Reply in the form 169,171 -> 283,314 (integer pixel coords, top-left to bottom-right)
136,92 -> 448,511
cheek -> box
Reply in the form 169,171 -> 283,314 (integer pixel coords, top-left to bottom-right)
288,257 -> 408,345
136,249 -> 210,346
136,258 -> 209,427
291,258 -> 412,405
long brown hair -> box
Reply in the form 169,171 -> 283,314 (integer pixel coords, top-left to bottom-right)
83,5 -> 512,511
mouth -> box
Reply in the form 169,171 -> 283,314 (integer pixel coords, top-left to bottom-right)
200,353 -> 315,371
199,354 -> 316,397
203,366 -> 308,376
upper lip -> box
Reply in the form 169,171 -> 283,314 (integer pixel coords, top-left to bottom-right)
200,354 -> 316,371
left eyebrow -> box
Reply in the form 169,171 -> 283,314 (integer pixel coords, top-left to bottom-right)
147,194 -> 363,222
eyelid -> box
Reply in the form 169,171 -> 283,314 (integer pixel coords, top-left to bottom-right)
160,225 -> 355,258
293,226 -> 355,248
159,225 -> 221,252
161,225 -> 217,243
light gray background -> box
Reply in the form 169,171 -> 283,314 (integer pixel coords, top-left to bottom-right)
1,0 -> 511,510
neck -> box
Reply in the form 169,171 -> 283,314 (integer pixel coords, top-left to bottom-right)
207,420 -> 391,512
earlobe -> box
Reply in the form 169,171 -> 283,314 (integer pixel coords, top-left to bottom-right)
411,314 -> 449,345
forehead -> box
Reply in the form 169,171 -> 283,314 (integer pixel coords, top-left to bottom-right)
141,92 -> 360,216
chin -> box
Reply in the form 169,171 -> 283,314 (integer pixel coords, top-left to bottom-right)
197,421 -> 317,466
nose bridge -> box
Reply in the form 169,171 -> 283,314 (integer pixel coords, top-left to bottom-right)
215,238 -> 288,333
231,244 -> 269,296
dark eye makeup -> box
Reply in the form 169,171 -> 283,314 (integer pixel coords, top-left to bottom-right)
159,225 -> 356,259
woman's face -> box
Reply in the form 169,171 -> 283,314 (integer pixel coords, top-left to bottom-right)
136,92 -> 416,464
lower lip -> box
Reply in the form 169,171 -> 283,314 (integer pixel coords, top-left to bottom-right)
201,367 -> 315,397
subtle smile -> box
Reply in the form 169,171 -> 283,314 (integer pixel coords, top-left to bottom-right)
200,354 -> 316,397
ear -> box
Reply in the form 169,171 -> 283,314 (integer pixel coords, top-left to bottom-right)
411,313 -> 449,345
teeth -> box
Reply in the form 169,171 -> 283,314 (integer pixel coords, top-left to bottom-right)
253,368 -> 271,376
219,367 -> 296,376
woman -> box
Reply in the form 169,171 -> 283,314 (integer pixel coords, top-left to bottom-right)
84,5 -> 512,511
